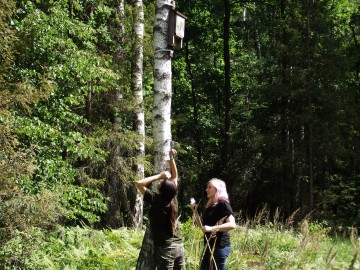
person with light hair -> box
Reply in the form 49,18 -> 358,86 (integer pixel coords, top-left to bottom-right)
190,178 -> 236,270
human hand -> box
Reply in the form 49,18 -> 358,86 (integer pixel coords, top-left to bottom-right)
189,203 -> 198,211
169,149 -> 177,159
202,225 -> 213,233
189,197 -> 197,211
160,171 -> 171,179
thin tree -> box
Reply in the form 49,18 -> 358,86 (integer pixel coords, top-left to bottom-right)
222,0 -> 232,176
131,0 -> 145,228
185,41 -> 202,163
305,0 -> 314,211
104,0 -> 131,228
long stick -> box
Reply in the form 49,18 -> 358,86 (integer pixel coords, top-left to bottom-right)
191,201 -> 218,270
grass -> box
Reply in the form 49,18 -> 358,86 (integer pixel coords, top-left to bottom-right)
182,217 -> 359,270
0,217 -> 359,269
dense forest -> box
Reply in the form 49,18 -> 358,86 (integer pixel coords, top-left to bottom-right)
0,0 -> 359,248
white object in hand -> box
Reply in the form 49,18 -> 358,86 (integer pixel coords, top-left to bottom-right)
190,197 -> 196,204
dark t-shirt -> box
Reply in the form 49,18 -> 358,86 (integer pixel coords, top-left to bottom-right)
144,189 -> 183,247
202,199 -> 234,248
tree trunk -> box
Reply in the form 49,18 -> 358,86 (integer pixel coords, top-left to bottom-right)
136,0 -> 173,269
306,0 -> 314,212
153,0 -> 173,170
349,18 -> 359,83
136,227 -> 155,270
103,0 -> 131,228
185,41 -> 202,162
85,82 -> 92,123
131,0 -> 145,229
253,2 -> 262,59
222,0 -> 232,176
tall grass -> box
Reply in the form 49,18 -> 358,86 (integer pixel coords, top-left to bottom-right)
182,208 -> 359,270
0,212 -> 359,269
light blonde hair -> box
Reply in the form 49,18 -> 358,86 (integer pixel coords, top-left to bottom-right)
206,178 -> 229,208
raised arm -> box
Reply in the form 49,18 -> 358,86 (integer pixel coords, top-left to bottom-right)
135,171 -> 171,195
168,149 -> 178,186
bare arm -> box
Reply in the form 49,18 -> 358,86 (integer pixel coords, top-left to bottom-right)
202,214 -> 236,233
168,149 -> 178,186
135,171 -> 170,195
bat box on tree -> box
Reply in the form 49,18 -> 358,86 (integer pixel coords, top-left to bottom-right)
168,9 -> 187,49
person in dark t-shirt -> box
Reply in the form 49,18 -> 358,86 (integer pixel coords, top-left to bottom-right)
190,178 -> 236,270
135,149 -> 185,270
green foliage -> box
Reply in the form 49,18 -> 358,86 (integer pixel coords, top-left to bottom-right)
0,189 -> 65,242
0,226 -> 143,270
0,0 -> 59,246
0,0 -> 15,85
0,220 -> 358,269
322,174 -> 360,226
2,0 -> 122,226
174,0 -> 360,227
0,0 -> 359,256
61,185 -> 107,223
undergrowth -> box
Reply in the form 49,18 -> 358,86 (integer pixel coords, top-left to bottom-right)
0,218 -> 359,269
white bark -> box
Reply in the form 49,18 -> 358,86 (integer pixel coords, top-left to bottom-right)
132,0 -> 145,228
114,0 -> 125,126
136,1 -> 174,269
153,0 -> 174,171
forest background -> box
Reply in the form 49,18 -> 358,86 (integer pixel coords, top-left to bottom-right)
0,0 -> 359,267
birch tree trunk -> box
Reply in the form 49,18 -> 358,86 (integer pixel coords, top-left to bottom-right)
131,0 -> 145,229
153,0 -> 174,170
136,0 -> 173,269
